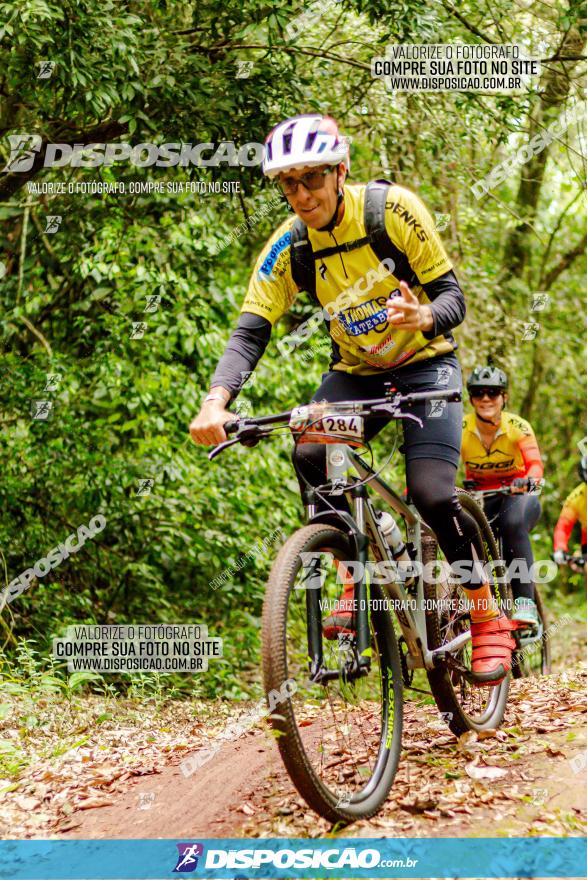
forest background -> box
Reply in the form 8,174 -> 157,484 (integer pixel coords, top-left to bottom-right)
0,0 -> 585,706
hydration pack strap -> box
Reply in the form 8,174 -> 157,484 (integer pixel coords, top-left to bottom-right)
290,179 -> 419,299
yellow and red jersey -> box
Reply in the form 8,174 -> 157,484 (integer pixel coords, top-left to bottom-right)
554,482 -> 587,552
460,411 -> 543,490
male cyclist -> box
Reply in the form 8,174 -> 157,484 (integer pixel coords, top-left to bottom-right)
461,366 -> 544,627
190,114 -> 516,684
553,456 -> 587,575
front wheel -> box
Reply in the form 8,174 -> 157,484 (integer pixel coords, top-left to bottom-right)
262,524 -> 403,822
423,489 -> 511,737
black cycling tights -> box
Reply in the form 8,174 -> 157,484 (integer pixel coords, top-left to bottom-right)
293,446 -> 486,587
483,494 -> 541,600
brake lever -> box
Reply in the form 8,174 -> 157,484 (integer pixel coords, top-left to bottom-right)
370,404 -> 423,429
208,426 -> 274,460
395,411 -> 424,428
208,437 -> 242,461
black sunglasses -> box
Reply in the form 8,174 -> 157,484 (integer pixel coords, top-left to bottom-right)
276,166 -> 336,196
470,388 -> 503,399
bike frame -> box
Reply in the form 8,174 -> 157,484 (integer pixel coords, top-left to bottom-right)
304,442 -> 472,675
464,484 -> 544,647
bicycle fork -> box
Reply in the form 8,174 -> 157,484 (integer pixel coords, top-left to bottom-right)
304,482 -> 371,684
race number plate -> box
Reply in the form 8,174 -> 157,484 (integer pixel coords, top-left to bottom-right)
289,406 -> 365,446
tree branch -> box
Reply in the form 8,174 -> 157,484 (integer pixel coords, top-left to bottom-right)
541,54 -> 587,61
199,43 -> 371,71
538,191 -> 583,285
441,1 -> 498,43
19,315 -> 53,357
542,230 -> 587,289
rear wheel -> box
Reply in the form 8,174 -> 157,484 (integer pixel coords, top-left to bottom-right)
262,524 -> 403,822
423,489 -> 511,737
512,586 -> 552,677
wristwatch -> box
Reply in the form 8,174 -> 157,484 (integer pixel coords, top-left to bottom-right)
204,393 -> 226,404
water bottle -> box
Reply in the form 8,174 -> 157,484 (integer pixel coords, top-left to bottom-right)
376,510 -> 416,587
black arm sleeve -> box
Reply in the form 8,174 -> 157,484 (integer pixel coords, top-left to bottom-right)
209,312 -> 272,400
421,269 -> 466,340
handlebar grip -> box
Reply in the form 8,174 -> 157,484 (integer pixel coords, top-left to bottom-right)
224,420 -> 240,435
403,388 -> 462,404
435,389 -> 462,402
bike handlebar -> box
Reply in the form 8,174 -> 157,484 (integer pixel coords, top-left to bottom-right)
209,388 -> 462,460
463,478 -> 544,497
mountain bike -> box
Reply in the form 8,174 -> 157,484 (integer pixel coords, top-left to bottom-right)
209,388 -> 511,822
462,481 -> 551,678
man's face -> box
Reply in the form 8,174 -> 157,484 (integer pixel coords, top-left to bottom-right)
277,163 -> 344,229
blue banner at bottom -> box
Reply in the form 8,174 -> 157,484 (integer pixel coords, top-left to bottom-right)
0,837 -> 585,879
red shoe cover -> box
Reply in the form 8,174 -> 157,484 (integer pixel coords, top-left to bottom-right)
470,613 -> 516,685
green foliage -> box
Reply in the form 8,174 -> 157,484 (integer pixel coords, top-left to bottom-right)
0,0 -> 585,702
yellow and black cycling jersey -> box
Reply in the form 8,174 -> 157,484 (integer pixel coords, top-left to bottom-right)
241,183 -> 454,375
461,411 -> 543,490
554,482 -> 587,551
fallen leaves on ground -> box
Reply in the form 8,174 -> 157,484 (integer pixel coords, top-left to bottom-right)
240,666 -> 587,838
1,625 -> 587,840
0,693 -> 221,838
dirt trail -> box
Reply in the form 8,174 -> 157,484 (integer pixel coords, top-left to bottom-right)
59,622 -> 587,840
60,726 -> 287,839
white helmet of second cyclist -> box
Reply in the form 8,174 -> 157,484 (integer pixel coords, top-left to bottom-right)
262,114 -> 350,179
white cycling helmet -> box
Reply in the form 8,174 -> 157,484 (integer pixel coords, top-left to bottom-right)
262,114 -> 350,179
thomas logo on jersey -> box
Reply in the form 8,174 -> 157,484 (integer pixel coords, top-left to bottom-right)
337,295 -> 389,336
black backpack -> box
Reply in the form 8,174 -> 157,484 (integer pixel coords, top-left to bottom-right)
289,179 -> 419,301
